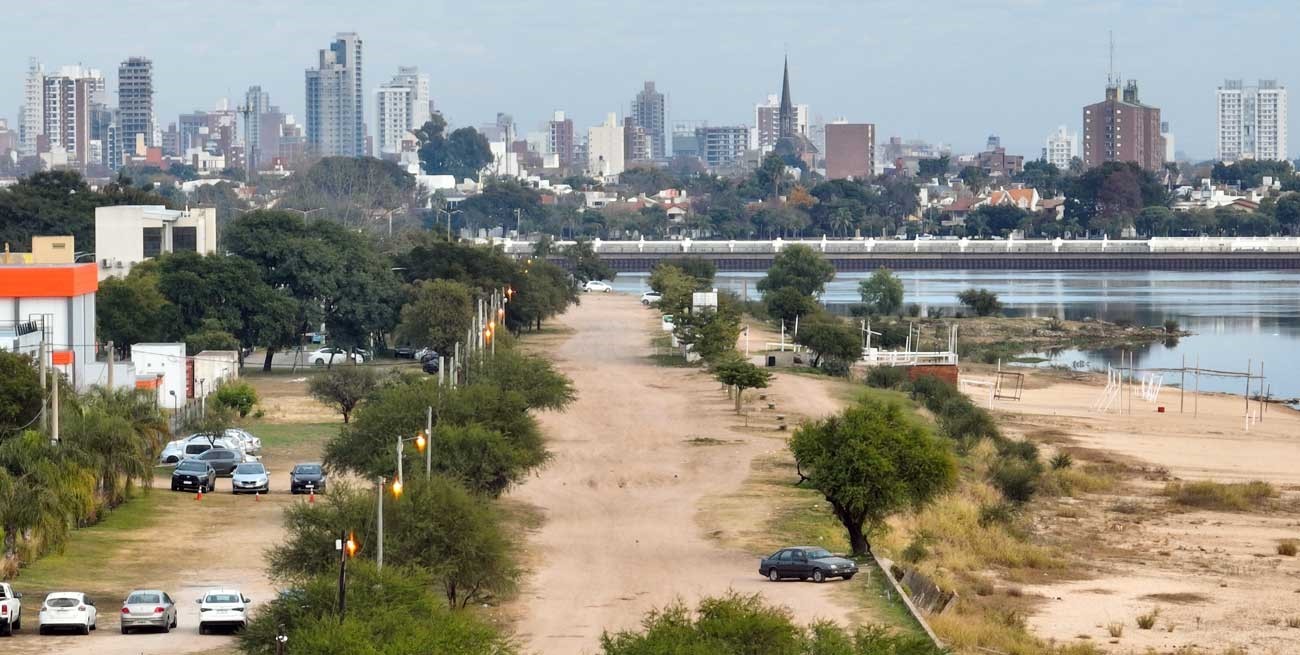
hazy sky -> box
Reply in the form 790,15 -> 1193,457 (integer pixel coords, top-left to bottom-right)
3,1 -> 1294,161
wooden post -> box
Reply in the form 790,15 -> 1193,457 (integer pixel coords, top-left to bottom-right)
1194,355 -> 1200,418
1179,354 -> 1185,413
1245,358 -> 1252,419
107,341 -> 115,389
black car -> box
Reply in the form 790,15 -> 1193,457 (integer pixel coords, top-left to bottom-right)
421,358 -> 440,374
289,463 -> 327,494
393,346 -> 417,359
193,448 -> 242,477
171,460 -> 216,492
759,547 -> 858,583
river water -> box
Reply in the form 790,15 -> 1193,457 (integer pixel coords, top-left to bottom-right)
610,271 -> 1300,400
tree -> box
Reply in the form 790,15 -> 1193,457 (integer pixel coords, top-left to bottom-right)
240,561 -> 515,655
214,381 -> 259,418
712,355 -> 772,412
648,264 -> 698,316
1275,193 -> 1300,234
658,258 -> 716,289
764,286 -> 819,326
184,319 -> 241,356
790,398 -> 957,555
959,166 -> 989,194
673,308 -> 742,363
917,156 -> 950,180
1015,160 -> 1066,198
757,244 -> 835,298
309,366 -> 381,424
564,240 -> 615,282
957,288 -> 1002,317
0,352 -> 43,434
395,279 -> 474,353
280,157 -> 420,228
414,116 -> 495,183
96,271 -> 178,358
858,267 -> 904,316
794,316 -> 861,371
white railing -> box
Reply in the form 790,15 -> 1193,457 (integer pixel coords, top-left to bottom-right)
861,349 -> 959,366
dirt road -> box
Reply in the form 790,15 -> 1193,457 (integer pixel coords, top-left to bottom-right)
509,295 -> 857,654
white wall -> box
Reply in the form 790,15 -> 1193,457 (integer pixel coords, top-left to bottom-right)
193,350 -> 239,397
131,343 -> 187,407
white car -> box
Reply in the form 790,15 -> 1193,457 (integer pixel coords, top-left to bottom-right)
224,428 -> 262,456
307,347 -> 361,366
38,591 -> 97,635
197,588 -> 250,634
160,430 -> 259,464
231,462 -> 269,494
640,291 -> 662,305
583,280 -> 613,293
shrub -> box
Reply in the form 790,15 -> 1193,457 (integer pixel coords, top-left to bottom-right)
1161,480 -> 1276,511
1136,608 -> 1159,630
1163,318 -> 1180,333
1107,622 -> 1124,638
1287,616 -> 1300,629
214,381 -> 258,418
865,365 -> 907,389
1050,452 -> 1074,470
956,288 -> 1002,317
1046,316 -> 1065,331
901,535 -> 930,563
906,303 -> 922,317
989,458 -> 1043,504
1278,540 -> 1298,556
977,502 -> 1016,528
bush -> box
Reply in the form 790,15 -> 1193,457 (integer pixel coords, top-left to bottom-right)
906,303 -> 922,317
1277,540 -> 1298,556
1050,452 -> 1074,470
214,381 -> 258,418
989,458 -> 1043,504
956,288 -> 1002,317
1107,622 -> 1124,638
865,365 -> 907,389
1160,480 -> 1276,511
977,502 -> 1017,528
1136,608 -> 1159,630
1163,318 -> 1180,333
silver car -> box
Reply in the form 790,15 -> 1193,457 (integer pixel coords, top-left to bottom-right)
120,589 -> 177,634
230,462 -> 269,494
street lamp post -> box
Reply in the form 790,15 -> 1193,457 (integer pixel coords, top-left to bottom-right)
437,209 -> 463,240
198,378 -> 206,415
376,476 -> 384,570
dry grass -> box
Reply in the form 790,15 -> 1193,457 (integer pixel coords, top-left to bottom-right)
1136,608 -> 1160,629
1277,540 -> 1298,556
1288,616 -> 1300,629
1040,466 -> 1119,497
928,608 -> 1103,655
1160,480 -> 1277,511
1107,622 -> 1125,638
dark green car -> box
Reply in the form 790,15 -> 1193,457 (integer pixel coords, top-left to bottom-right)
759,547 -> 857,583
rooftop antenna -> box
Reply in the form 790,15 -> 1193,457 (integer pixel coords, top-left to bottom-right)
1107,30 -> 1116,87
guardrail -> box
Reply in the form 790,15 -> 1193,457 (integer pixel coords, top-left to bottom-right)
862,350 -> 959,366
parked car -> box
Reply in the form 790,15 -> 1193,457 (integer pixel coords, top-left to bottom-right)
119,589 -> 177,634
640,291 -> 661,305
393,345 -> 417,359
196,588 -> 250,634
307,347 -> 361,366
222,428 -> 262,456
352,347 -> 373,362
289,463 -> 327,494
38,592 -> 97,635
163,433 -> 247,465
231,462 -> 270,494
171,459 -> 216,492
583,280 -> 612,293
759,547 -> 857,583
194,448 -> 243,477
422,358 -> 441,374
0,582 -> 23,636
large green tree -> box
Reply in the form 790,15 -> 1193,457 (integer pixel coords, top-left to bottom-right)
563,240 -> 615,283
757,244 -> 835,298
395,279 -> 474,354
0,352 -> 43,434
794,316 -> 861,371
414,116 -> 495,183
309,366 -> 381,424
858,267 -> 904,316
790,398 -> 957,555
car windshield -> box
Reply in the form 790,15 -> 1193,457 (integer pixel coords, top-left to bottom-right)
177,461 -> 206,472
294,465 -> 322,475
127,592 -> 160,604
805,548 -> 833,560
48,597 -> 79,607
235,463 -> 265,474
205,594 -> 240,604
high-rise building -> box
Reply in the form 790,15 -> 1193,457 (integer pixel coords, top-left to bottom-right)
695,125 -> 749,169
623,116 -> 652,164
243,86 -> 270,171
1082,79 -> 1165,172
1161,121 -> 1176,163
19,58 -> 44,158
39,66 -> 104,166
548,111 -> 575,167
305,33 -> 364,158
1217,79 -> 1288,163
630,81 -> 665,159
587,113 -> 625,178
1043,126 -> 1077,170
118,57 -> 154,161
375,66 -> 429,157
824,122 -> 875,180
671,121 -> 705,160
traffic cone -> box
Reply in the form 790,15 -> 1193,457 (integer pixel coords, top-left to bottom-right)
195,488 -> 203,501
254,491 -> 261,502
308,490 -> 316,504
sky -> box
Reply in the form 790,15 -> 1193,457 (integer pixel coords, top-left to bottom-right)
2,0 -> 1295,162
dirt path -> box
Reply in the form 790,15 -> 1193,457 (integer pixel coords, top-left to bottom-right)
508,295 -> 858,654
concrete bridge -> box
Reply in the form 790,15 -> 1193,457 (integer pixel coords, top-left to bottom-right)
498,236 -> 1300,272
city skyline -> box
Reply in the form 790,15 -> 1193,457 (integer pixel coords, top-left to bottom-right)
2,1 -> 1298,162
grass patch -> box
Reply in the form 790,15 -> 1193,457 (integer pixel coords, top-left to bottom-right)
1278,540 -> 1298,556
243,421 -> 337,449
1140,592 -> 1208,604
683,437 -> 736,446
1040,466 -> 1119,497
1160,480 -> 1276,511
1136,608 -> 1159,629
647,353 -> 694,368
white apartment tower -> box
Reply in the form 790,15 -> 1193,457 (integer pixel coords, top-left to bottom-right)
19,58 -> 44,158
1043,125 -> 1076,169
586,113 -> 625,178
375,66 -> 430,157
305,33 -> 364,157
753,94 -> 809,152
1217,79 -> 1288,162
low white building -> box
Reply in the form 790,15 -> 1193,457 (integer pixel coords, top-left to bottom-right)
131,343 -> 187,409
193,350 -> 239,397
94,206 -> 217,280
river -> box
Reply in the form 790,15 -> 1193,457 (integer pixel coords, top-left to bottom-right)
609,270 -> 1300,400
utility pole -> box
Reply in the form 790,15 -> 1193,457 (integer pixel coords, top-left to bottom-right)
376,477 -> 384,571
337,529 -> 347,622
51,367 -> 60,444
38,335 -> 47,431
107,341 -> 115,388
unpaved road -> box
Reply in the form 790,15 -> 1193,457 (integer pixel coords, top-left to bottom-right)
509,295 -> 856,654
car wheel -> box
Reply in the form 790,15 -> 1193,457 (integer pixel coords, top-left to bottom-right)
81,623 -> 90,635
12,616 -> 19,630
199,623 -> 207,635
171,616 -> 177,629
842,573 -> 855,581
811,569 -> 825,583
0,622 -> 11,637
313,358 -> 324,367
768,568 -> 781,582
121,626 -> 129,635
90,620 -> 96,631
38,626 -> 47,636
162,620 -> 170,634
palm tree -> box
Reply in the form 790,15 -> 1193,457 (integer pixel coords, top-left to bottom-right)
0,432 -> 96,574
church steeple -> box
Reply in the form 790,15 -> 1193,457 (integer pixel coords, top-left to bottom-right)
778,56 -> 795,139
